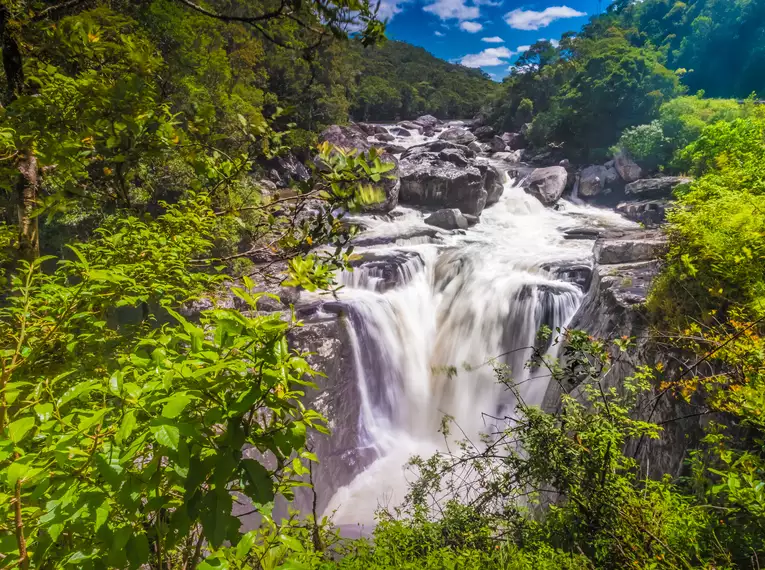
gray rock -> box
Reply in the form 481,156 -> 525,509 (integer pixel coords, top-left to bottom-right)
264,153 -> 311,188
468,141 -> 485,154
493,150 -> 523,163
579,164 -> 620,198
624,177 -> 691,198
414,114 -> 439,128
424,208 -> 469,230
422,127 -> 436,137
319,124 -> 400,212
384,144 -> 407,155
373,125 -> 389,135
488,136 -> 508,153
614,153 -> 643,183
563,228 -> 603,240
438,127 -> 477,145
616,200 -> 669,227
375,132 -> 396,142
596,233 -> 666,265
463,213 -> 480,226
401,140 -> 476,160
474,125 -> 495,141
355,122 -> 375,135
476,162 -> 504,206
399,159 -> 487,215
523,166 -> 568,206
501,132 -> 525,150
398,121 -> 422,132
390,127 -> 411,137
438,148 -> 470,167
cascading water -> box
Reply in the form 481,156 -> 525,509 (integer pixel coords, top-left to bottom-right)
317,127 -> 635,525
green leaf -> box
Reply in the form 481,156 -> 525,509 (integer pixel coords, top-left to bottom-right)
150,420 -> 180,451
116,410 -> 137,445
241,459 -> 275,505
9,416 -> 35,443
162,394 -> 193,419
95,500 -> 110,531
34,403 -> 54,422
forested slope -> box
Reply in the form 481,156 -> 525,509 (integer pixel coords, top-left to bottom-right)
350,40 -> 497,122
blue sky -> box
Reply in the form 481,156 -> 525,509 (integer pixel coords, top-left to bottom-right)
378,0 -> 602,80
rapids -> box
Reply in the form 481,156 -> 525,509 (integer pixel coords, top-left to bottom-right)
318,127 -> 635,525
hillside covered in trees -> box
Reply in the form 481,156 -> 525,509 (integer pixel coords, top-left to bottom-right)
350,40 -> 497,122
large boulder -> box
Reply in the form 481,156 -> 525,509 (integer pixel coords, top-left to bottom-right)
468,141 -> 485,154
438,127 -> 477,146
501,132 -> 525,150
616,200 -> 669,227
401,140 -> 476,161
477,162 -> 504,206
390,127 -> 411,137
624,177 -> 691,199
398,121 -> 422,132
579,164 -> 620,198
319,124 -> 400,212
414,114 -> 439,128
488,136 -> 508,153
265,153 -> 311,188
523,166 -> 568,206
614,153 -> 643,183
595,232 -> 667,265
493,150 -> 524,163
424,208 -> 469,230
399,159 -> 487,215
473,125 -> 495,141
374,132 -> 396,142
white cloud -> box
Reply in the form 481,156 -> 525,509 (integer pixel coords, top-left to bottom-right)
460,21 -> 483,32
460,46 -> 514,67
516,44 -> 531,53
376,0 -> 412,21
538,38 -> 561,47
481,36 -> 504,43
424,0 -> 480,21
435,30 -> 445,36
505,6 -> 586,30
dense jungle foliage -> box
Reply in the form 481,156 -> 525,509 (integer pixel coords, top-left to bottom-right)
3,0 -> 765,568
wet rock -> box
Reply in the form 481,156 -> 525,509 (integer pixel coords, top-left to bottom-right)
543,261 -> 594,291
616,200 -> 669,227
399,159 -> 487,215
374,132 -> 396,142
345,250 -> 425,291
614,152 -> 643,183
523,166 -> 568,206
414,114 -> 439,128
351,225 -> 446,247
373,125 -> 389,135
355,122 -> 375,136
424,208 -> 469,230
625,177 -> 691,199
474,125 -> 495,141
438,127 -> 477,145
398,121 -> 422,132
579,164 -> 620,198
390,127 -> 411,137
476,162 -> 505,206
422,127 -> 436,137
463,213 -> 480,226
488,136 -> 508,153
384,143 -> 407,155
563,227 -> 603,240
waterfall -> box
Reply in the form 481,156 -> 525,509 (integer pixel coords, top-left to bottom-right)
318,150 -> 635,525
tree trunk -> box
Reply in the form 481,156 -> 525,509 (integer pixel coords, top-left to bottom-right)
1,6 -> 40,260
16,151 -> 40,261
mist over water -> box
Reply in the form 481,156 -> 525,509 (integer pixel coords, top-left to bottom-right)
322,134 -> 634,525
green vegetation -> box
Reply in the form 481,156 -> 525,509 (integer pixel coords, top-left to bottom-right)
350,40 -> 497,122
4,0 -> 765,568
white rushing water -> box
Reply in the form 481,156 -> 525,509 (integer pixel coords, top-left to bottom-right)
320,130 -> 634,525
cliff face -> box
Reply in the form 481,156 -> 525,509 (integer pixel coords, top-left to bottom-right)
543,229 -> 719,479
